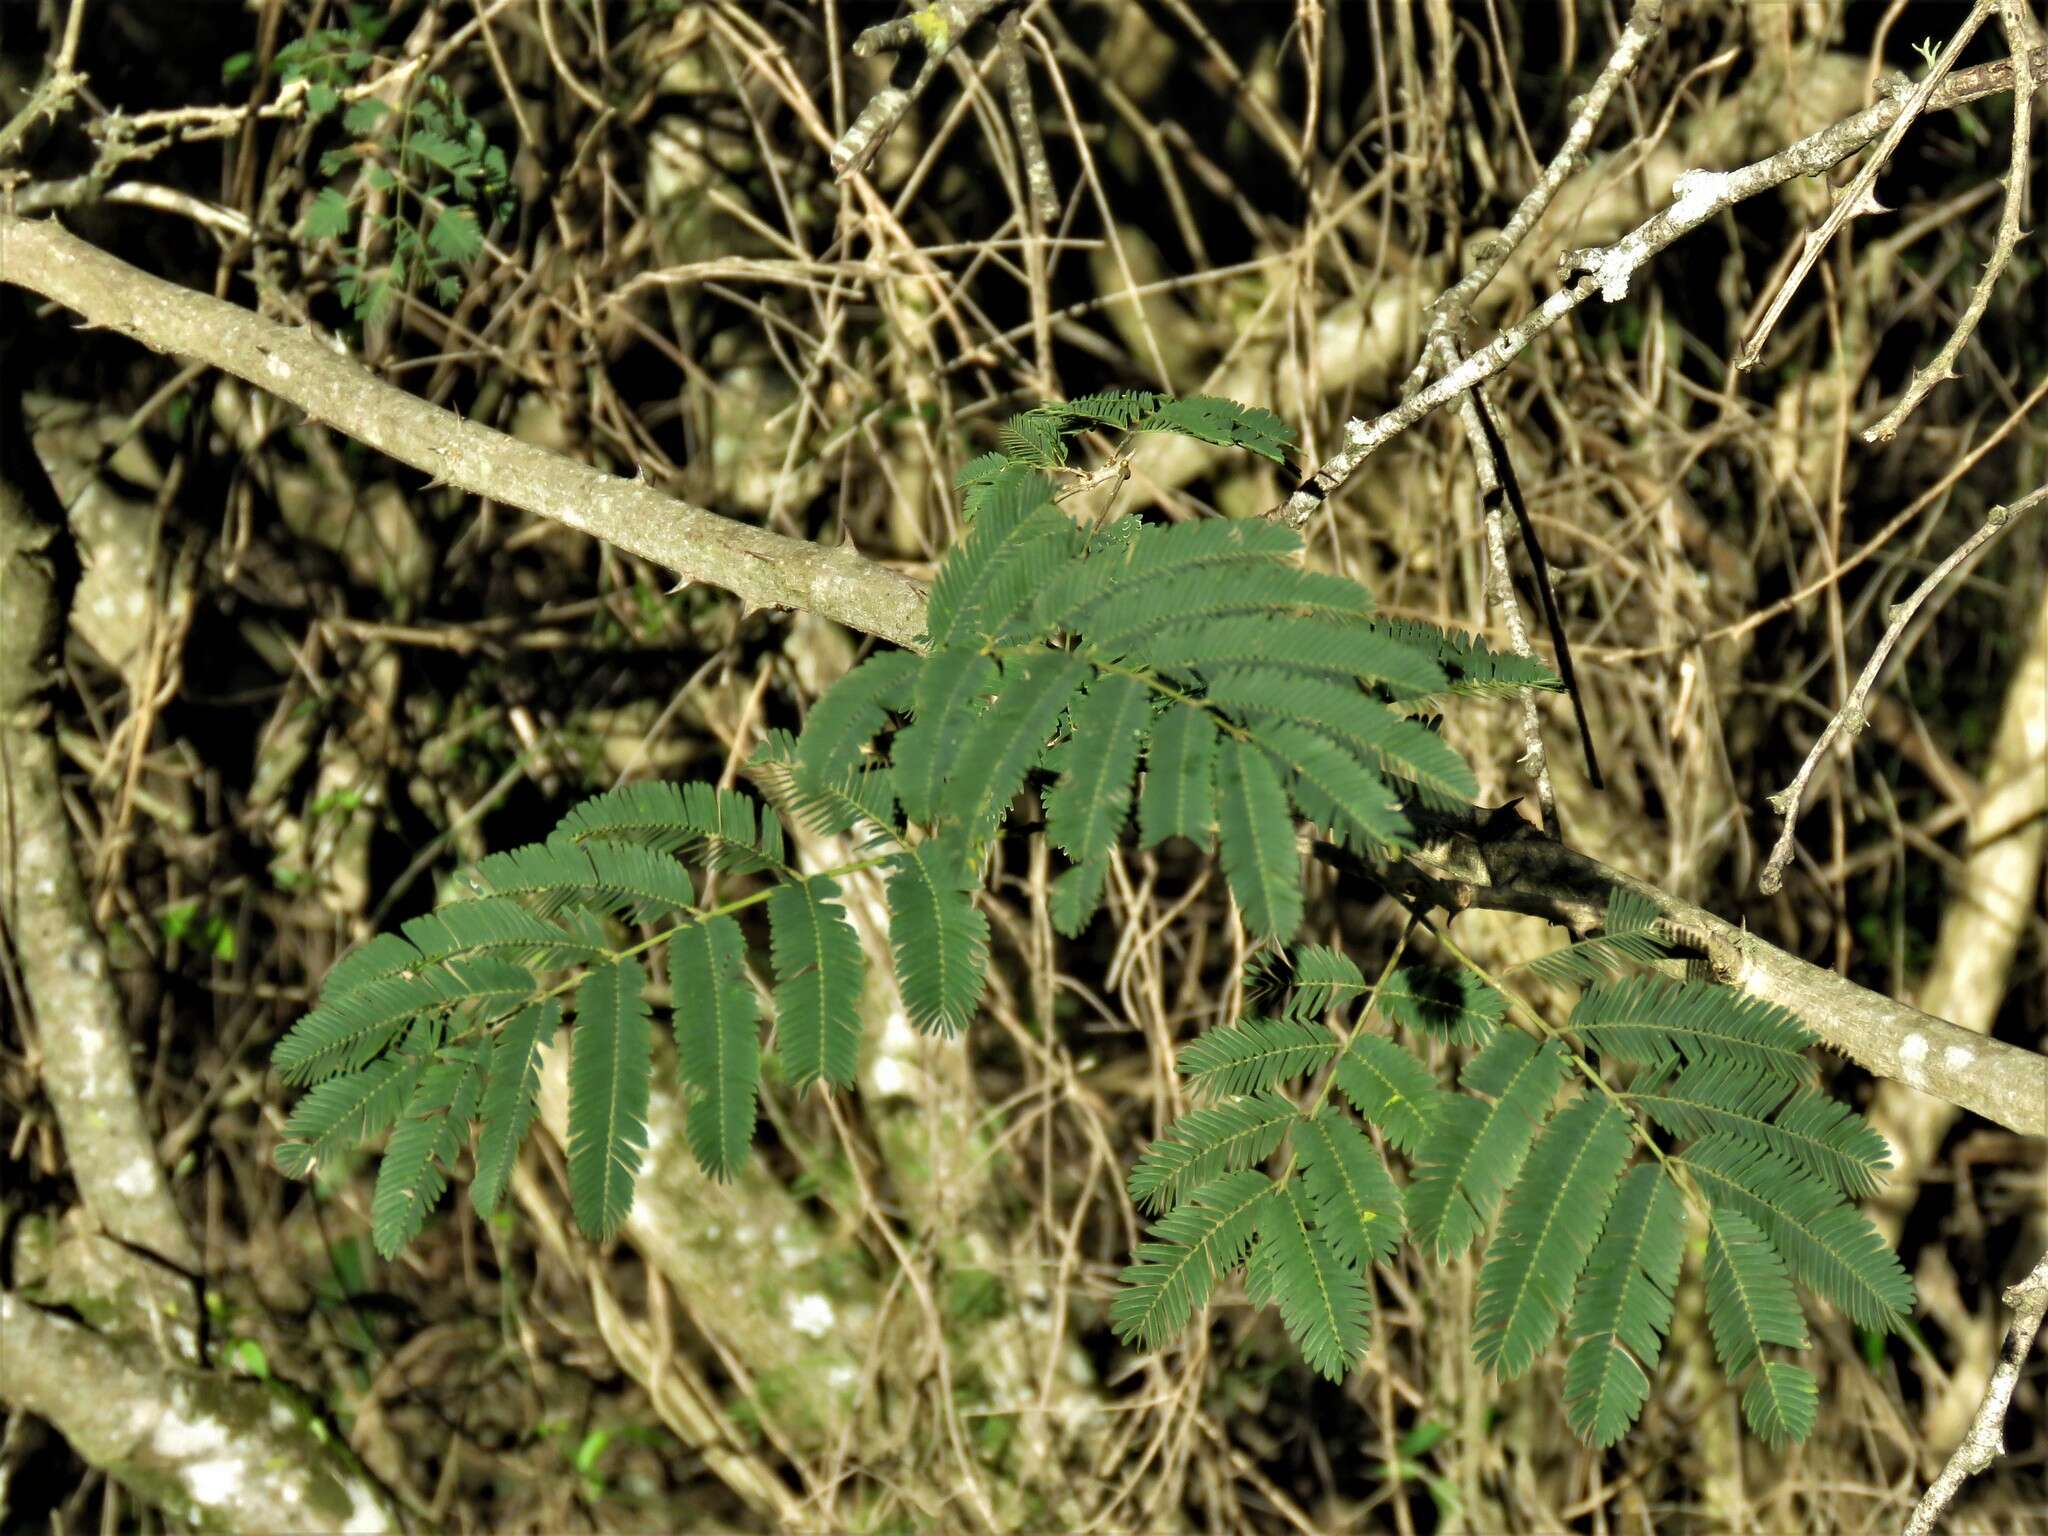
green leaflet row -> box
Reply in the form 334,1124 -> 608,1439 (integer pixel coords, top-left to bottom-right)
1113,919 -> 1911,1452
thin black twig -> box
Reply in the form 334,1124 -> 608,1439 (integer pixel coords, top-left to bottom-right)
1466,384 -> 1604,793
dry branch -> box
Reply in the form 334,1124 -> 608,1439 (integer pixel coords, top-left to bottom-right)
829,0 -> 1012,182
1736,0 -> 1997,371
0,214 -> 932,649
1903,1248 -> 2048,1536
1427,0 -> 1666,330
1861,0 -> 2039,439
0,1293 -> 406,1534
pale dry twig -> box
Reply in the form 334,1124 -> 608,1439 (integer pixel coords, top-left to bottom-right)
1759,484 -> 2046,895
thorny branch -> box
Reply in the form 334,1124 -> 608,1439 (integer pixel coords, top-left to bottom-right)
1427,0 -> 1667,331
0,0 -> 85,161
1902,1248 -> 2048,1536
1863,0 -> 2039,441
0,67 -> 87,166
1737,0 -> 1998,371
1297,0 -> 1674,514
1759,485 -> 2046,895
1280,41 -> 2048,525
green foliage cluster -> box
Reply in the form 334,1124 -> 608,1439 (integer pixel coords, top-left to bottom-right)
224,4 -> 384,113
1117,901 -> 1911,1449
235,6 -> 510,321
272,391 -> 1909,1450
960,390 -> 1298,477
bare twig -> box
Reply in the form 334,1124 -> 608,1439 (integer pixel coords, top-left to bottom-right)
1759,484 -> 2044,895
1863,0 -> 2038,441
1280,41 -> 2048,526
536,0 -> 608,116
52,0 -> 89,73
1428,0 -> 1666,330
830,0 -> 1012,182
9,178 -> 256,238
1739,0 -> 1995,371
999,10 -> 1059,226
1902,1248 -> 2048,1536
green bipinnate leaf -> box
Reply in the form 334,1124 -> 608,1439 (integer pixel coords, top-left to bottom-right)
266,388 -> 1906,1458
